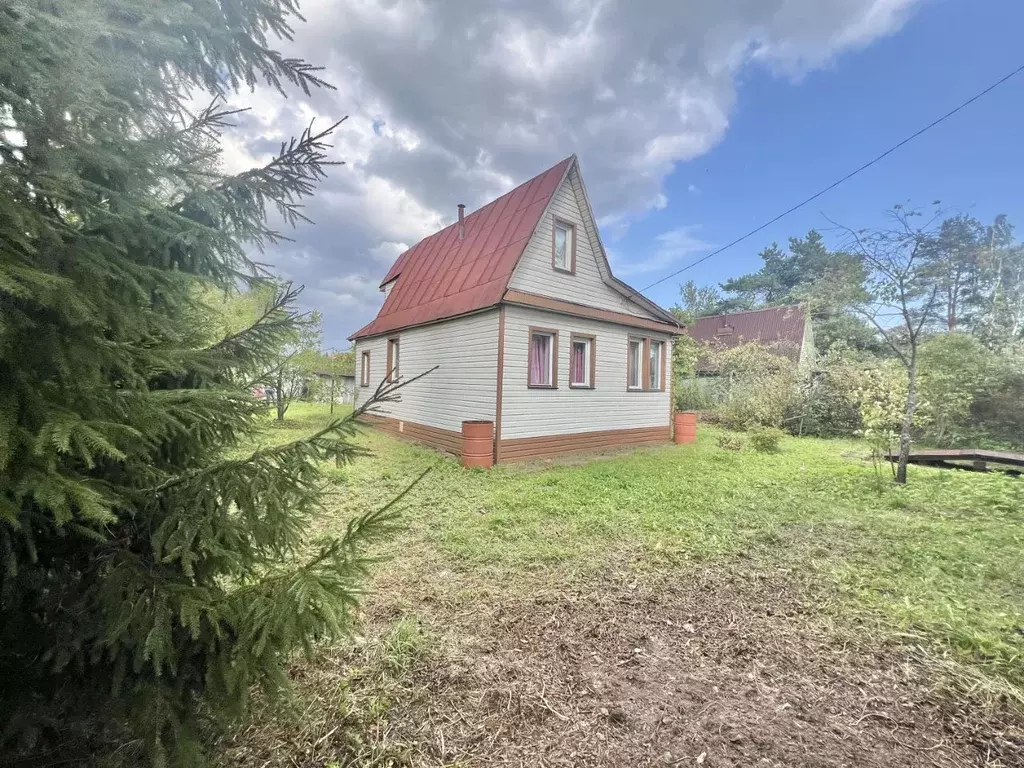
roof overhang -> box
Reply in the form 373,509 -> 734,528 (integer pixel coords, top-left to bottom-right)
502,289 -> 682,335
348,305 -> 503,342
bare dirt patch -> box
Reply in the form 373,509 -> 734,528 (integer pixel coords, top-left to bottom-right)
220,565 -> 1023,767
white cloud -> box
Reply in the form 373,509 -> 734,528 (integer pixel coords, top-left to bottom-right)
219,0 -> 919,344
368,241 -> 410,267
618,226 -> 714,277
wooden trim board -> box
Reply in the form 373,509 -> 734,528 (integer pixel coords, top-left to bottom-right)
359,415 -> 670,464
503,289 -> 680,334
498,426 -> 670,462
357,414 -> 462,456
494,306 -> 506,464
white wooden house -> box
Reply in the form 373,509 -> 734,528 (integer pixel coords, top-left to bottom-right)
349,156 -> 681,463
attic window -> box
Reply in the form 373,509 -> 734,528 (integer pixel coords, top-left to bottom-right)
552,219 -> 576,274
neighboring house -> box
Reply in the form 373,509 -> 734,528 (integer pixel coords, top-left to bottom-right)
684,305 -> 815,373
349,155 -> 681,463
337,374 -> 356,404
314,371 -> 356,404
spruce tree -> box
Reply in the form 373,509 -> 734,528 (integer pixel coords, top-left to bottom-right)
0,1 -> 405,762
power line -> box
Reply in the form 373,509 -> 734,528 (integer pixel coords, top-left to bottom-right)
635,61 -> 1024,297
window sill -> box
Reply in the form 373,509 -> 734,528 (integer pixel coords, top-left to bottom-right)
569,384 -> 594,389
626,387 -> 665,393
527,384 -> 558,389
552,266 -> 575,275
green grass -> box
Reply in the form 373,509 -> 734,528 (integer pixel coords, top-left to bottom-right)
270,402 -> 1024,698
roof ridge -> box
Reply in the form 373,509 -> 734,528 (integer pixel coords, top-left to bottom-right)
697,304 -> 804,321
461,154 -> 575,220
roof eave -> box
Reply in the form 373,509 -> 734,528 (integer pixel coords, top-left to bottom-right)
348,304 -> 504,342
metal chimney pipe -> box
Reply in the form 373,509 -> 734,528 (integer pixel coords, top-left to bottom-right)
457,204 -> 465,239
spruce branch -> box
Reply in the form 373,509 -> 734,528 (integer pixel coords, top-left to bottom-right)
206,283 -> 303,372
148,366 -> 436,497
170,117 -> 348,252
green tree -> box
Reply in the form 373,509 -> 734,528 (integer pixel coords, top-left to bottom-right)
917,332 -> 1002,444
670,280 -> 722,325
972,216 -> 1024,347
317,348 -> 357,415
721,231 -> 864,307
201,282 -> 325,419
919,214 -> 985,332
969,341 -> 1024,449
720,230 -> 874,354
273,308 -> 324,421
0,1 -> 410,763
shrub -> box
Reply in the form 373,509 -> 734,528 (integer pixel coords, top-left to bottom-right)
716,433 -> 745,451
749,427 -> 785,453
917,333 -> 1008,446
710,344 -> 800,430
674,379 -> 713,412
781,343 -> 864,437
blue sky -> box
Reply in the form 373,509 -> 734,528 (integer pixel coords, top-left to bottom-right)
230,0 -> 1023,348
627,0 -> 1024,311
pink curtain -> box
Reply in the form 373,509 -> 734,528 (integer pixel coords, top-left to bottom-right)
572,342 -> 586,384
530,334 -> 550,385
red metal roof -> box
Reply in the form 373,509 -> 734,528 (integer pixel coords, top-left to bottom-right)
686,305 -> 807,366
349,157 -> 574,340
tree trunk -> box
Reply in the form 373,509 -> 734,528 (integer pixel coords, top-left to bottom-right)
276,370 -> 286,421
329,374 -> 335,415
895,356 -> 918,485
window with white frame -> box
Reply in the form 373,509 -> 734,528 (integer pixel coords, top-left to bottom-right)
569,335 -> 594,388
627,336 -> 666,392
627,338 -> 643,390
648,340 -> 663,390
360,350 -> 371,387
552,219 -> 574,273
528,328 -> 557,387
386,337 -> 400,382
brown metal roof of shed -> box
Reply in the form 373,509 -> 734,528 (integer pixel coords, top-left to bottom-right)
686,305 -> 807,366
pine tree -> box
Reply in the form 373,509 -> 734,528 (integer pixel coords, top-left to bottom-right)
0,1 -> 411,762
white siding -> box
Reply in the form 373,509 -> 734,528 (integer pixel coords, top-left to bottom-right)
500,306 -> 672,439
509,166 -> 653,318
353,311 -> 499,432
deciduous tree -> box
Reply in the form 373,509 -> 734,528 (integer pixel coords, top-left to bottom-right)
836,206 -> 945,484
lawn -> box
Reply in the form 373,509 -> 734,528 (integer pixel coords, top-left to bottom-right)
220,402 -> 1024,767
